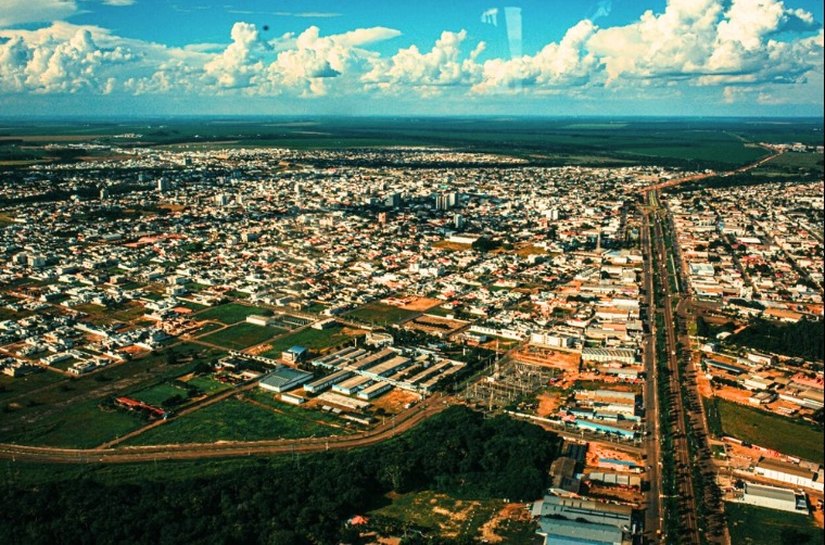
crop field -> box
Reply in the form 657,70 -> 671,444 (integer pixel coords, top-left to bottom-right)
716,399 -> 824,463
346,302 -> 419,325
127,396 -> 339,445
194,303 -> 268,324
726,502 -> 823,545
200,322 -> 284,350
261,324 -> 355,357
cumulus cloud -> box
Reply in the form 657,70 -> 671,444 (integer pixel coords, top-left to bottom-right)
363,30 -> 485,94
0,0 -> 821,106
0,22 -> 137,93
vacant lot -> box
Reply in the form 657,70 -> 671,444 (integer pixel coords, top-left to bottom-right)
717,399 -> 824,463
346,302 -> 418,325
370,491 -> 538,543
200,322 -> 284,350
194,303 -> 268,324
127,396 -> 339,445
726,502 -> 823,545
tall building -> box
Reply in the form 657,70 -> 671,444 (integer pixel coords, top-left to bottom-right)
385,192 -> 401,208
454,214 -> 464,229
434,192 -> 460,211
215,193 -> 230,206
157,178 -> 171,192
99,187 -> 109,200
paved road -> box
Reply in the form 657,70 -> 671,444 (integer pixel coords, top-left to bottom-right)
0,395 -> 450,464
638,147 -> 782,193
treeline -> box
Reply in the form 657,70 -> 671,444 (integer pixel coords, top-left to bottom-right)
730,318 -> 824,361
0,407 -> 558,545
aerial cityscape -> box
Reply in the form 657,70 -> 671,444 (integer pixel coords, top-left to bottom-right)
0,1 -> 823,545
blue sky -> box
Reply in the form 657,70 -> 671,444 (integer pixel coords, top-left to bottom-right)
0,0 -> 823,116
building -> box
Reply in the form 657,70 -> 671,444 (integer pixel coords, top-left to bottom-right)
157,178 -> 171,192
282,345 -> 308,363
755,458 -> 824,492
259,366 -> 314,393
536,518 -> 623,545
739,482 -> 808,513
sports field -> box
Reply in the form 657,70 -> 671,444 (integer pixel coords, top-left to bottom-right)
195,303 -> 269,324
200,323 -> 285,350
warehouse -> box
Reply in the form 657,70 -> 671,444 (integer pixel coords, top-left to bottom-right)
356,381 -> 393,400
304,369 -> 354,394
740,482 -> 807,513
259,366 -> 314,393
333,374 -> 372,395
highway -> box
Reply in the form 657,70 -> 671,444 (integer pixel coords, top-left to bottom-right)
0,394 -> 449,464
638,146 -> 782,193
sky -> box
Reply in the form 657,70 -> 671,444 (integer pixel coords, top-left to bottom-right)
0,0 -> 823,117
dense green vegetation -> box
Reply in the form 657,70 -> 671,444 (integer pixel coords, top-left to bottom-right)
712,398 -> 824,463
726,503 -> 823,545
729,318 -> 824,361
2,117 -> 822,171
0,407 -> 558,545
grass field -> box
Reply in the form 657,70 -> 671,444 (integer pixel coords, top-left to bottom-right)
131,382 -> 188,407
200,322 -> 284,350
726,502 -> 823,545
0,343 -> 225,447
246,390 -> 351,431
716,399 -> 824,463
260,324 -> 355,357
346,302 -> 419,325
186,375 -> 231,394
127,396 -> 339,445
0,398 -> 145,448
194,303 -> 268,324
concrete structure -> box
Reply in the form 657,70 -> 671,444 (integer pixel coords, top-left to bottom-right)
755,458 -> 824,492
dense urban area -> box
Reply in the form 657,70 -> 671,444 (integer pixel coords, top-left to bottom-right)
0,123 -> 823,545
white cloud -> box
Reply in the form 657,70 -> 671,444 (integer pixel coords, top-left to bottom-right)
363,30 -> 484,94
102,0 -> 136,6
0,0 -> 821,109
0,0 -> 78,27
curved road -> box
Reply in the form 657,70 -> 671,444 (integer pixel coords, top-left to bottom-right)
0,396 -> 450,464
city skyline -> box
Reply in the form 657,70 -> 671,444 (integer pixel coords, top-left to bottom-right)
1,0 -> 823,117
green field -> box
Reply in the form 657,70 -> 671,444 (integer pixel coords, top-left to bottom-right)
131,382 -> 188,407
0,398 -> 145,448
194,303 -> 268,324
346,302 -> 419,325
186,375 -> 231,394
0,343 -> 225,447
127,396 -> 339,445
726,502 -> 823,545
261,324 -> 355,357
200,322 -> 284,350
716,399 -> 824,463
